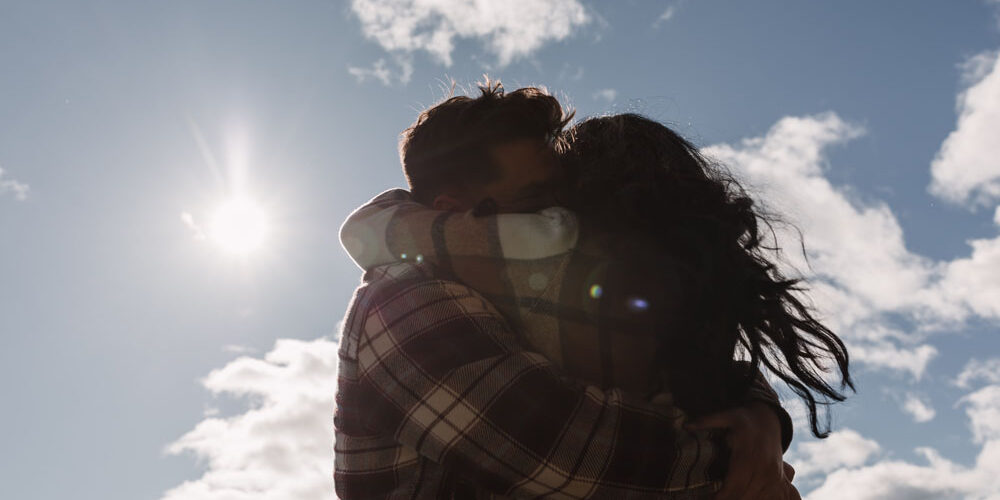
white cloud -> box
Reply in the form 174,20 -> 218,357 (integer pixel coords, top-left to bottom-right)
0,166 -> 29,201
704,113 -> 944,376
788,429 -> 881,478
161,338 -> 339,500
222,344 -> 257,355
349,0 -> 590,67
929,50 -> 1000,207
653,5 -> 678,27
704,110 -> 1000,378
962,385 -> 1000,443
592,88 -> 617,102
902,393 -> 936,423
934,205 -> 1000,321
848,340 -> 938,380
804,386 -> 1000,499
706,113 -> 938,313
347,56 -> 414,86
956,357 -> 1000,388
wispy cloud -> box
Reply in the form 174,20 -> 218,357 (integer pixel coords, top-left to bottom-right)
956,357 -> 1000,388
653,5 -> 678,28
592,88 -> 617,102
557,64 -> 585,82
902,393 -> 936,423
349,0 -> 590,68
0,166 -> 29,201
848,341 -> 937,380
222,344 -> 257,355
347,56 -> 414,86
180,211 -> 207,241
962,385 -> 1000,444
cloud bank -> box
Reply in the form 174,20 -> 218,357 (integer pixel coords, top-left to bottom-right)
801,385 -> 1000,500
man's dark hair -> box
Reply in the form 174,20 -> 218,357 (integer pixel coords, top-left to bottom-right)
400,79 -> 572,204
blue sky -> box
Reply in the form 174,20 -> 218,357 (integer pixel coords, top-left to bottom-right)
2,1 -> 1000,498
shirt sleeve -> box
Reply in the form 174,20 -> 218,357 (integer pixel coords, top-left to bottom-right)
351,273 -> 727,499
732,362 -> 795,452
339,188 -> 579,270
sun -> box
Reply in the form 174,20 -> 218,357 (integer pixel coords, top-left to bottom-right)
209,197 -> 269,255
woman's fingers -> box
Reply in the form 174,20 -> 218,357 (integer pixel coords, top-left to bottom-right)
783,461 -> 796,481
685,408 -> 744,431
784,481 -> 802,500
713,462 -> 752,499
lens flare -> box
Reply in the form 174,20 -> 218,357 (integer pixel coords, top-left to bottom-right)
627,297 -> 649,311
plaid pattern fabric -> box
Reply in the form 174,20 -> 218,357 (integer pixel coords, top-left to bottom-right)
340,189 -> 793,431
335,262 -> 728,499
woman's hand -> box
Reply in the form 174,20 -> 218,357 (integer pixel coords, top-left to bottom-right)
686,401 -> 800,500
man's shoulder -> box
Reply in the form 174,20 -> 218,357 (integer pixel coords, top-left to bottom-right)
351,261 -> 501,317
362,261 -> 435,286
341,262 -> 510,360
357,261 -> 456,296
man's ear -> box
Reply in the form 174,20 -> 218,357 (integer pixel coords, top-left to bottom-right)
432,194 -> 465,212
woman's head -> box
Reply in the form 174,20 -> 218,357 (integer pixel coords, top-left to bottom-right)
561,114 -> 747,240
561,113 -> 854,438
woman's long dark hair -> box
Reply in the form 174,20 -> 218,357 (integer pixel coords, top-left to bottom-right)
560,113 -> 854,438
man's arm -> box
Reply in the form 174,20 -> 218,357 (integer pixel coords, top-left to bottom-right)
339,188 -> 578,271
349,268 -> 726,498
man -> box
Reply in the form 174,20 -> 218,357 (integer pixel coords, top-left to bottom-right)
334,81 -> 798,499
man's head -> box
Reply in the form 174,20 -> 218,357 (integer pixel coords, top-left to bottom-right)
399,80 -> 572,213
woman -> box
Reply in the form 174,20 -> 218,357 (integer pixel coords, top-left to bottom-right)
558,114 -> 853,438
341,113 -> 853,441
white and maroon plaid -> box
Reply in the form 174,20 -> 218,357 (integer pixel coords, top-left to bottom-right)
335,262 -> 729,499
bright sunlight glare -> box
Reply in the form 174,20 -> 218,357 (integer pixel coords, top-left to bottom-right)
209,197 -> 269,255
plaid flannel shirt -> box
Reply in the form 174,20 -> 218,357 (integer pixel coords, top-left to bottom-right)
335,262 -> 727,499
335,189 -> 792,498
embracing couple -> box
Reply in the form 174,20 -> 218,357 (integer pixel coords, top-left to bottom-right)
333,81 -> 853,499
